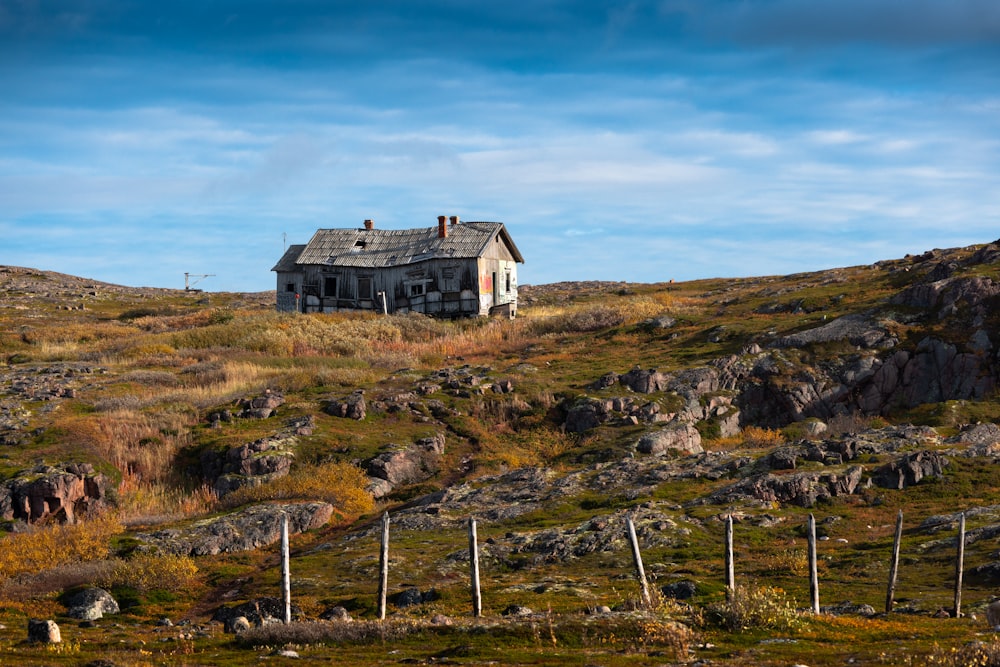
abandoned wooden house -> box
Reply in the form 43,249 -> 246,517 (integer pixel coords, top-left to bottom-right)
272,216 -> 524,317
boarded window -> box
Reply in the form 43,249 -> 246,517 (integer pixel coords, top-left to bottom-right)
324,276 -> 337,297
358,277 -> 372,300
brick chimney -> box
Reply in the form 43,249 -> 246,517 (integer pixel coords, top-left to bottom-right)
450,215 -> 459,227
437,215 -> 448,238
363,219 -> 374,230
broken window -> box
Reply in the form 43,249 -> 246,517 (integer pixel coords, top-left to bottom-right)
323,276 -> 337,297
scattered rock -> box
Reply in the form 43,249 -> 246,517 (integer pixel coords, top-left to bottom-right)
325,390 -> 366,420
238,389 -> 285,419
214,597 -> 300,628
501,604 -> 534,617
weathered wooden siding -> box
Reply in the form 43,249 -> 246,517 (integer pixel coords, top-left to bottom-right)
294,258 -> 484,316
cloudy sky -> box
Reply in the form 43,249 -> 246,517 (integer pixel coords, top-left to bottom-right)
1,1 -> 998,291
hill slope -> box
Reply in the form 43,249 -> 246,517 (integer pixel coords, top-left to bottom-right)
3,243 -> 1000,665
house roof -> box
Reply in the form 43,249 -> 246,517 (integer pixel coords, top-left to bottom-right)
271,244 -> 307,272
276,222 -> 524,270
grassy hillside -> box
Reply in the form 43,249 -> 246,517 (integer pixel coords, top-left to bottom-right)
2,245 -> 1000,666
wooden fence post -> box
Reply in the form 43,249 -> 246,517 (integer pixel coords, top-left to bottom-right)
469,517 -> 482,618
281,514 -> 291,624
377,511 -> 390,621
725,515 -> 735,599
626,516 -> 651,607
886,510 -> 903,614
808,513 -> 819,614
954,512 -> 966,618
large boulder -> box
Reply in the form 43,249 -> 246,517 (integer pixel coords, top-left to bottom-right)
64,587 -> 119,620
27,619 -> 60,643
635,424 -> 703,457
367,434 -> 446,496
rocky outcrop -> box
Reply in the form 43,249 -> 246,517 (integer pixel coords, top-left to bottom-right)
948,423 -> 1000,456
778,313 -> 896,349
200,417 -> 313,496
206,435 -> 296,497
872,451 -> 947,489
366,434 -> 446,498
135,502 -> 333,556
712,466 -> 864,508
891,276 -> 1000,319
0,463 -> 110,524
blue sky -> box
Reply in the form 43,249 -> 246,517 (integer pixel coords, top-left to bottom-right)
1,1 -> 998,291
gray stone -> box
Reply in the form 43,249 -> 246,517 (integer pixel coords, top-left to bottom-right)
226,616 -> 251,634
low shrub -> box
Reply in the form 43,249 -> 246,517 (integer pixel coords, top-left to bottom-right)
99,553 -> 198,593
706,584 -> 801,632
0,513 -> 124,581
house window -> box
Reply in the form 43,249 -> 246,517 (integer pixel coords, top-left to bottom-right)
358,277 -> 372,299
410,283 -> 424,297
323,276 -> 337,297
505,272 -> 511,293
286,283 -> 295,293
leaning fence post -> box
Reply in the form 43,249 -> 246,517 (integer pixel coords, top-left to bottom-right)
954,512 -> 966,618
626,516 -> 651,607
281,514 -> 291,624
377,512 -> 390,620
808,513 -> 819,614
725,515 -> 735,599
469,517 -> 482,618
886,510 -> 903,613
